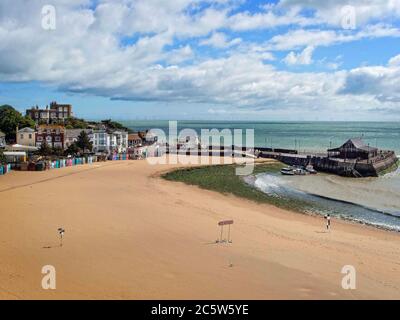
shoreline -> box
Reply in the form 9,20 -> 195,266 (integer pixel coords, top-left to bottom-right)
0,157 -> 399,299
163,160 -> 400,234
159,164 -> 399,236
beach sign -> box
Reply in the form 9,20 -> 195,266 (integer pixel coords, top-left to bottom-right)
58,228 -> 65,247
217,220 -> 234,243
218,220 -> 234,226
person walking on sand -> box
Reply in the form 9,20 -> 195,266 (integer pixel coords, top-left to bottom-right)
325,214 -> 331,231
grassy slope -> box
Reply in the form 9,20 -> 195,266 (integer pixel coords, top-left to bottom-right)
162,162 -> 311,212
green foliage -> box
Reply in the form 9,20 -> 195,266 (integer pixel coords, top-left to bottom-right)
101,119 -> 130,132
76,130 -> 93,153
52,146 -> 64,157
38,140 -> 52,157
65,142 -> 81,156
0,149 -> 5,164
0,105 -> 35,142
64,117 -> 88,129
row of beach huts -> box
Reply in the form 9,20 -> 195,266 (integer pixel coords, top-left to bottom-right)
0,154 -> 133,176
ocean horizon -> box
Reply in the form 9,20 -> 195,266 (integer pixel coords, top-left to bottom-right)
121,120 -> 400,154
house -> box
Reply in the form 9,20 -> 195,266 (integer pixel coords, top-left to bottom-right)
0,131 -> 5,148
16,127 -> 36,147
92,130 -> 128,154
328,138 -> 378,160
130,145 -> 147,159
65,129 -> 93,148
36,124 -> 66,149
128,133 -> 143,148
26,101 -> 73,124
138,130 -> 158,144
109,130 -> 128,153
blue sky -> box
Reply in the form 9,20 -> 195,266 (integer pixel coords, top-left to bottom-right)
0,0 -> 400,120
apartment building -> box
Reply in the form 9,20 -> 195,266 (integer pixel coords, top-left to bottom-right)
36,125 -> 66,149
26,101 -> 73,123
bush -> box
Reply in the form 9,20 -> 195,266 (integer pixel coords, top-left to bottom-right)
0,105 -> 35,142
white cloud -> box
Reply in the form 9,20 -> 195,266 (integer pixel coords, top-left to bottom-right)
388,54 -> 400,66
279,0 -> 400,27
0,0 -> 399,119
199,32 -> 241,48
283,46 -> 315,65
338,55 -> 400,104
267,24 -> 400,51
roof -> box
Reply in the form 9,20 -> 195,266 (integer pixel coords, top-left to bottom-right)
18,127 -> 35,133
328,138 -> 378,153
3,151 -> 26,156
0,130 -> 5,137
6,144 -> 38,151
128,133 -> 142,140
66,129 -> 93,138
38,124 -> 65,129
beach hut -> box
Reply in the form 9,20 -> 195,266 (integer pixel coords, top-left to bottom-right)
327,138 -> 378,160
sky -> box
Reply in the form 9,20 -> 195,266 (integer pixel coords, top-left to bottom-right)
0,0 -> 400,121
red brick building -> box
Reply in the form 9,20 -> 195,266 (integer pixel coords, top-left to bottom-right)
26,101 -> 73,124
36,125 -> 66,149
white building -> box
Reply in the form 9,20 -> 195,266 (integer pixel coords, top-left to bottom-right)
92,130 -> 128,154
16,127 -> 36,147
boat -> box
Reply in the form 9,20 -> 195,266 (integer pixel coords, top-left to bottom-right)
280,167 -> 295,175
305,164 -> 317,174
293,167 -> 308,175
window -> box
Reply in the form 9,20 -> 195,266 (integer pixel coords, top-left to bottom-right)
29,134 -> 32,139
37,136 -> 43,142
20,134 -> 23,139
55,136 -> 61,142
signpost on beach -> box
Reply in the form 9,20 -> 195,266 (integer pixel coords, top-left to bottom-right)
217,220 -> 234,243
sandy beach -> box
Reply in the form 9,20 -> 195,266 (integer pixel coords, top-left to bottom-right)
0,157 -> 399,299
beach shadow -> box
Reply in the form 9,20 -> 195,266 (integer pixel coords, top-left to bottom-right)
42,243 -> 62,249
203,241 -> 219,245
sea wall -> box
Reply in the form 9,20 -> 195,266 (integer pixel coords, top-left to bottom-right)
262,151 -> 398,177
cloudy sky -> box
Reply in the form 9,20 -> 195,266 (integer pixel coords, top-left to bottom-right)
0,0 -> 400,120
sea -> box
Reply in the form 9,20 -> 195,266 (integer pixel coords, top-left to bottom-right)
121,120 -> 400,231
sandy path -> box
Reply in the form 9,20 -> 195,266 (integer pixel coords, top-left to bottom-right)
0,158 -> 399,299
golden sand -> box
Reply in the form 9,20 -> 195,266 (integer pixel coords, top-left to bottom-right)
0,157 -> 399,299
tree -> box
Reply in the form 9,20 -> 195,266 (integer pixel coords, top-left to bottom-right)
0,105 -> 35,142
38,140 -> 52,157
101,119 -> 130,132
65,142 -> 81,156
64,117 -> 88,129
76,131 -> 93,153
52,146 -> 64,157
0,149 -> 5,164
